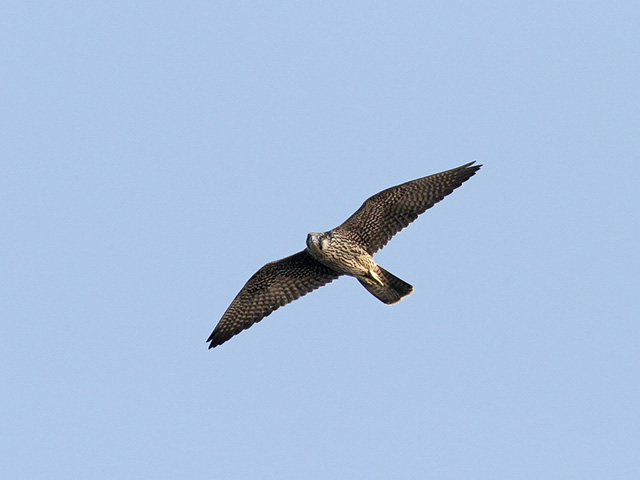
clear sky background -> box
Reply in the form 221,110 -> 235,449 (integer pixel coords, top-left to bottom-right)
2,1 -> 639,479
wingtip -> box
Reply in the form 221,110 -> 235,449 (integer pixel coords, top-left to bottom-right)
460,161 -> 482,170
453,161 -> 482,183
206,333 -> 220,349
207,329 -> 236,349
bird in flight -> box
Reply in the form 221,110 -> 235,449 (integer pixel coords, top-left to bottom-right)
208,162 -> 481,348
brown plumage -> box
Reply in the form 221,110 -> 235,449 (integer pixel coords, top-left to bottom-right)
207,251 -> 340,348
208,162 -> 481,348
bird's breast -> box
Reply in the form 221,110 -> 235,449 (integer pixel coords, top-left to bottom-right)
308,235 -> 373,277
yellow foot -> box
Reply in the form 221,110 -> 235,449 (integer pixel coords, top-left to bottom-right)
368,269 -> 384,286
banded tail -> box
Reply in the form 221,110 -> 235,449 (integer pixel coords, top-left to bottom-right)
358,265 -> 414,305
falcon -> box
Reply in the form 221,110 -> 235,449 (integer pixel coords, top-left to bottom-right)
208,162 -> 481,348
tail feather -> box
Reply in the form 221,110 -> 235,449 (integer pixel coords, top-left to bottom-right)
358,266 -> 414,305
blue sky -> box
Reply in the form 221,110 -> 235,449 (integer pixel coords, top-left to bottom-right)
2,1 -> 639,478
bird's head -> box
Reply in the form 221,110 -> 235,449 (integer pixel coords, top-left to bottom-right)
306,232 -> 319,250
306,232 -> 328,255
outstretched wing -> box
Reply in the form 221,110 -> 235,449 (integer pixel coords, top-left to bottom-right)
207,250 -> 341,348
336,162 -> 481,254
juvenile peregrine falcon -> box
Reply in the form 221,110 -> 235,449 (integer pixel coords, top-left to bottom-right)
208,162 -> 481,348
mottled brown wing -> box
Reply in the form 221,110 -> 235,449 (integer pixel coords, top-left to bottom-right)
207,250 -> 341,348
336,162 -> 481,254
